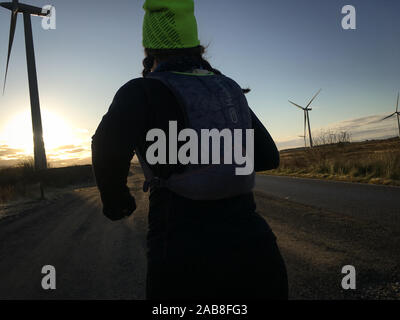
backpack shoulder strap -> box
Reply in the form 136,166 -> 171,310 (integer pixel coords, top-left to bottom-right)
146,72 -> 191,125
138,74 -> 188,193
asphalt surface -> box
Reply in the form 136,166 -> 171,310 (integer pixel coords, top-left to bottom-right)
0,173 -> 399,299
0,176 -> 148,300
255,175 -> 400,232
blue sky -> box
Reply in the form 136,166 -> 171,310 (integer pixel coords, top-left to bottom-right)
0,0 -> 400,166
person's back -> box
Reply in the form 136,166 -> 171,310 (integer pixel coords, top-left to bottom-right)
92,0 -> 288,300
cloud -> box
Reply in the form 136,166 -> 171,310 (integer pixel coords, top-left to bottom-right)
0,142 -> 92,168
54,144 -> 78,151
51,144 -> 89,154
321,114 -> 399,141
47,144 -> 90,159
276,113 -> 399,150
0,145 -> 25,158
0,145 -> 31,167
65,148 -> 86,154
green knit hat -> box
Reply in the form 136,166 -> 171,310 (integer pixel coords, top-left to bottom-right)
142,0 -> 200,49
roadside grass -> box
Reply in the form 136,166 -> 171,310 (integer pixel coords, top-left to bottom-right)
0,159 -> 95,203
263,137 -> 400,186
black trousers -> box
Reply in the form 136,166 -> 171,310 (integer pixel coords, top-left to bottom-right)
146,190 -> 288,300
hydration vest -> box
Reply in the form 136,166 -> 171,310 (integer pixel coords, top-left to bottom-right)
137,71 -> 255,200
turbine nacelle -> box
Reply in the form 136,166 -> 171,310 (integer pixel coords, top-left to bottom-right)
0,2 -> 50,16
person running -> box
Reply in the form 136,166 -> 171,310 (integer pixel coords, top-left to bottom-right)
92,0 -> 288,300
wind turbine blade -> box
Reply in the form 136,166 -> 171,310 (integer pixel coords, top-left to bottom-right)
15,3 -> 50,16
3,10 -> 18,94
288,100 -> 305,110
381,113 -> 396,121
304,111 -> 307,139
396,92 -> 399,113
306,89 -> 322,108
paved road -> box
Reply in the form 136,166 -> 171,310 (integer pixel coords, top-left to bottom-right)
0,173 -> 399,299
0,176 -> 148,300
255,175 -> 400,231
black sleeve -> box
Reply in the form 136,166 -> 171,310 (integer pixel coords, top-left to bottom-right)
250,108 -> 280,171
91,79 -> 147,217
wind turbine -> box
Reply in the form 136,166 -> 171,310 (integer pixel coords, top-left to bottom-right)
289,89 -> 321,148
380,92 -> 400,138
1,0 -> 50,196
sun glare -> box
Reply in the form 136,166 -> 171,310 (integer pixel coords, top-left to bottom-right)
0,110 -> 90,164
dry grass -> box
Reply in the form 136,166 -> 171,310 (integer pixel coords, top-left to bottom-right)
265,137 -> 400,186
0,161 -> 95,204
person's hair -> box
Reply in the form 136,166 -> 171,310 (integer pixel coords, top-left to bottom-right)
142,45 -> 250,94
143,45 -> 214,76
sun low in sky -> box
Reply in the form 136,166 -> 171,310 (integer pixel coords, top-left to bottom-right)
0,109 -> 91,167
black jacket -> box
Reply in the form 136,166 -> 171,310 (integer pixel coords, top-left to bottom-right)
92,76 -> 279,217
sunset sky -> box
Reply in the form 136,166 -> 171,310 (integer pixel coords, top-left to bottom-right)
0,0 -> 400,167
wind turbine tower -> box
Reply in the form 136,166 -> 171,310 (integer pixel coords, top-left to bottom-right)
289,89 -> 321,148
1,1 -> 50,181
